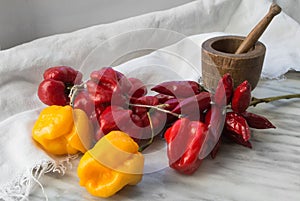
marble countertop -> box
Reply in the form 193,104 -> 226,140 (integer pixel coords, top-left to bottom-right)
31,71 -> 300,201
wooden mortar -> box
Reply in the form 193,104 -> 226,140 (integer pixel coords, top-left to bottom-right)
201,3 -> 281,90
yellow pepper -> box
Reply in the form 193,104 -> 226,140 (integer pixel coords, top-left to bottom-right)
32,105 -> 93,155
77,131 -> 144,198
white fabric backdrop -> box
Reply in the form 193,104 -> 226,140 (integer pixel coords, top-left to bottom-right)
0,0 -> 299,200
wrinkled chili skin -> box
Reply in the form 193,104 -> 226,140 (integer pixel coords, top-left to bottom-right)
44,66 -> 83,84
214,73 -> 233,106
151,81 -> 201,98
164,118 -> 207,174
225,112 -> 250,141
223,128 -> 252,149
172,92 -> 211,121
241,111 -> 276,129
231,80 -> 252,113
38,66 -> 83,106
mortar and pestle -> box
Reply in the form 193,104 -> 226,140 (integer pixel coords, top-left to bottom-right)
202,3 -> 282,90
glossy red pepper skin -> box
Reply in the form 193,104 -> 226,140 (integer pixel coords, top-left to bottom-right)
38,66 -> 82,106
225,112 -> 250,141
210,138 -> 221,159
131,96 -> 159,116
74,90 -> 94,116
241,111 -> 276,129
155,94 -> 175,104
172,92 -> 211,121
165,118 -> 207,174
96,106 -> 132,140
43,66 -> 82,84
151,81 -> 201,98
223,128 -> 252,149
128,77 -> 147,100
88,67 -> 132,106
214,73 -> 233,106
231,80 -> 251,113
38,79 -> 68,106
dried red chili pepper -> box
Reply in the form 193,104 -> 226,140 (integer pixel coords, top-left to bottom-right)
43,66 -> 82,84
131,96 -> 159,116
96,106 -> 132,140
87,67 -> 130,106
128,77 -> 147,100
223,128 -> 252,149
151,81 -> 201,98
210,138 -> 221,159
241,111 -> 276,129
155,94 -> 175,104
231,80 -> 251,113
214,73 -> 233,106
172,92 -> 211,120
164,118 -> 207,174
225,112 -> 250,141
74,90 -> 94,116
38,66 -> 82,106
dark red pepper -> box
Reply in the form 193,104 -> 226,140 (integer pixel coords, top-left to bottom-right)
131,96 -> 159,116
231,80 -> 251,113
241,111 -> 276,129
96,106 -> 132,140
38,66 -> 82,106
172,92 -> 211,121
223,128 -> 252,149
151,81 -> 201,98
155,94 -> 175,104
225,112 -> 251,142
164,118 -> 207,174
128,77 -> 147,100
43,66 -> 82,84
214,73 -> 233,106
73,90 -> 94,116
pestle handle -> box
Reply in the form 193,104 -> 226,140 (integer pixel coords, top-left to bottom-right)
235,3 -> 281,54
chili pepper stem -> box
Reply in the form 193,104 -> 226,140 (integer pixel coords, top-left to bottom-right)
69,81 -> 87,107
250,93 -> 300,107
138,112 -> 155,152
129,103 -> 183,118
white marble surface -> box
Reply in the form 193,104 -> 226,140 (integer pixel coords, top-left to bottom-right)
30,72 -> 300,201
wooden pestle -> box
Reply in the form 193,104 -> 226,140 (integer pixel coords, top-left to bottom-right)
235,3 -> 281,54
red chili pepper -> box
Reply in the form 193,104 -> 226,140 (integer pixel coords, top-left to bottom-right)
231,80 -> 251,113
151,81 -> 201,98
222,128 -> 252,149
128,77 -> 147,100
73,90 -> 94,116
172,92 -> 211,120
38,66 -> 82,106
96,106 -> 132,140
225,112 -> 250,141
131,96 -> 159,116
43,66 -> 82,84
210,137 -> 221,159
164,118 -> 207,174
155,94 -> 175,104
214,73 -> 233,106
241,111 -> 276,129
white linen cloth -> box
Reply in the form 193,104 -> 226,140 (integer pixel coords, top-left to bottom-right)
0,0 -> 299,200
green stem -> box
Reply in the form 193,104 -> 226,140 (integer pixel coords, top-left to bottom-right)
250,93 -> 300,107
138,112 -> 155,152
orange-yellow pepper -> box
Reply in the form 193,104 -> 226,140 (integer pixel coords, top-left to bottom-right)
32,105 -> 93,155
77,131 -> 144,198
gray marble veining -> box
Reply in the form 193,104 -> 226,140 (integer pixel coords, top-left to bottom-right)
30,72 -> 300,201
